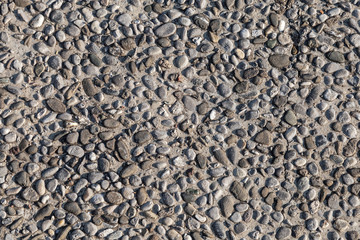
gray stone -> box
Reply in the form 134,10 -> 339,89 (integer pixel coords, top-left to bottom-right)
35,205 -> 54,221
67,146 -> 85,158
213,148 -> 231,166
275,227 -> 291,239
212,221 -> 226,239
268,54 -> 290,68
63,202 -> 81,215
103,118 -> 120,128
82,79 -> 98,97
219,196 -> 234,217
133,130 -> 151,144
120,164 -> 139,178
154,23 -> 176,37
230,181 -> 248,201
254,130 -> 272,145
283,110 -> 297,125
47,98 -> 66,113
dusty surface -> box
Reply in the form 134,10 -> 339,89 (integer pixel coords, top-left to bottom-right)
0,0 -> 359,240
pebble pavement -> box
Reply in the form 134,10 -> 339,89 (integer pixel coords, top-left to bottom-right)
0,0 -> 359,239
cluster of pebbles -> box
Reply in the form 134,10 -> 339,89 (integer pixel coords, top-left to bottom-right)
0,0 -> 360,239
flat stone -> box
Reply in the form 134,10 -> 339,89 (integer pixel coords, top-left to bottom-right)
268,54 -> 290,68
57,226 -> 72,240
47,98 -> 66,113
89,54 -> 102,67
117,13 -> 131,26
136,188 -> 148,205
21,187 -> 39,202
120,38 -> 136,50
67,146 -> 84,158
174,55 -> 189,68
154,23 -> 177,37
270,13 -> 279,27
120,164 -> 139,178
213,148 -> 231,166
254,130 -> 272,145
304,136 -> 316,149
349,34 -> 360,47
14,0 -> 31,7
327,51 -> 345,63
105,191 -> 123,205
333,219 -> 349,232
34,204 -> 54,221
63,202 -> 81,215
82,79 -> 98,97
196,154 -> 207,169
133,130 -> 152,144
116,140 -> 130,160
283,110 -> 297,125
103,118 -> 120,128
212,221 -> 226,239
230,181 -> 248,201
219,195 -> 234,217
29,14 -> 45,28
275,227 -> 291,239
243,68 -> 259,79
182,96 -> 197,111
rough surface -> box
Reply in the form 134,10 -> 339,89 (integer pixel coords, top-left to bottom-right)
0,0 -> 359,239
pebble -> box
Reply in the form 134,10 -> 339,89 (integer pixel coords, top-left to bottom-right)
268,54 -> 290,68
46,98 -> 66,113
155,23 -> 176,37
230,181 -> 248,201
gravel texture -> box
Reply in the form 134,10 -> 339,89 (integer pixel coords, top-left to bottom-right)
0,0 -> 360,240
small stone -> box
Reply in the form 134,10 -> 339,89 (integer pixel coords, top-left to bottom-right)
57,226 -> 72,240
47,98 -> 66,113
196,154 -> 207,169
67,146 -> 84,158
333,219 -> 349,232
243,68 -> 259,79
182,96 -> 197,112
136,188 -> 148,205
116,140 -> 130,160
174,55 -> 189,68
219,196 -> 234,217
21,188 -> 39,202
30,15 -> 45,28
105,191 -> 123,205
133,130 -> 152,144
117,13 -> 132,26
212,221 -> 226,239
213,148 -> 231,166
254,130 -> 272,145
349,34 -> 360,47
14,0 -> 31,7
268,54 -> 290,68
327,51 -> 345,63
63,202 -> 81,215
154,23 -> 177,37
270,13 -> 279,27
120,164 -> 139,178
82,79 -> 98,97
120,38 -> 136,50
275,227 -> 291,239
89,54 -> 102,67
230,181 -> 248,201
103,118 -> 120,128
304,136 -> 316,149
283,110 -> 297,125
35,205 -> 54,221
48,56 -> 62,70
